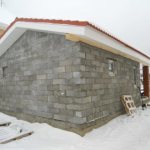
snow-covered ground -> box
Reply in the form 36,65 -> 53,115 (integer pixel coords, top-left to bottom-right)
0,107 -> 150,150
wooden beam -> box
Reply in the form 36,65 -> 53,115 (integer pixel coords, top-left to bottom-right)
66,34 -> 121,54
65,34 -> 80,42
143,66 -> 150,97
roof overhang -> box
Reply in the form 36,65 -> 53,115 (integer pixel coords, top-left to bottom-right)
0,18 -> 150,66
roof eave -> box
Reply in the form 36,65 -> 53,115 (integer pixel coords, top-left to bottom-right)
0,18 -> 149,66
84,26 -> 150,65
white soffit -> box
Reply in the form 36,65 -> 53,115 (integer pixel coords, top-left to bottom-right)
0,21 -> 149,65
84,26 -> 150,65
0,21 -> 85,56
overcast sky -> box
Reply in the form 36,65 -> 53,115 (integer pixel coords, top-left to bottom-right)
2,0 -> 150,57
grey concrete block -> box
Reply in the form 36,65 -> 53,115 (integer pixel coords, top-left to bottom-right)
54,114 -> 67,121
53,103 -> 66,109
53,79 -> 66,84
66,104 -> 82,110
68,116 -> 86,124
54,67 -> 65,73
75,111 -> 83,117
73,72 -> 81,78
37,75 -> 47,80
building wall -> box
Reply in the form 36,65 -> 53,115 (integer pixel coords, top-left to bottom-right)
79,43 -> 140,124
0,30 -> 140,134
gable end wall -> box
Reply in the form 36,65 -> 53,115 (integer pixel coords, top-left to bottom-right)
0,30 -> 140,134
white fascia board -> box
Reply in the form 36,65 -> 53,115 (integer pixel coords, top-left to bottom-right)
83,26 -> 150,66
15,22 -> 85,35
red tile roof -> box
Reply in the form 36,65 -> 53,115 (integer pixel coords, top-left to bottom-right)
0,28 -> 4,37
1,17 -> 150,59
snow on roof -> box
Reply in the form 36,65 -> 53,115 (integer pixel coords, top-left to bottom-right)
0,18 -> 150,65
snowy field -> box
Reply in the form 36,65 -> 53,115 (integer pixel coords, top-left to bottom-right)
0,107 -> 150,150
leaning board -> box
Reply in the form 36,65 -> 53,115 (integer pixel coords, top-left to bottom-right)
121,95 -> 136,116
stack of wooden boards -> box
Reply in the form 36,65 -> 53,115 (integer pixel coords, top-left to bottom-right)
0,120 -> 33,144
121,95 -> 136,116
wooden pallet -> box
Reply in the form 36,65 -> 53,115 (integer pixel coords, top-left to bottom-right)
0,125 -> 33,144
121,95 -> 136,116
0,131 -> 33,144
0,121 -> 11,127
